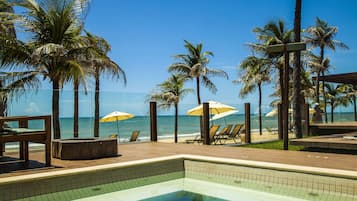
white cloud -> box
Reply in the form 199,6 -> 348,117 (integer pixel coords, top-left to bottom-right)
25,102 -> 41,114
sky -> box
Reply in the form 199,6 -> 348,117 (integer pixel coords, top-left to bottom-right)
9,0 -> 357,116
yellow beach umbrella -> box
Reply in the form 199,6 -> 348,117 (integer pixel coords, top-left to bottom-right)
100,111 -> 134,140
210,110 -> 239,121
187,101 -> 236,116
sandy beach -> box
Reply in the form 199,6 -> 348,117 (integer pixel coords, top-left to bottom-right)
158,130 -> 296,145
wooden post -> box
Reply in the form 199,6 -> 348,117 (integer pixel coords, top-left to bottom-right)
203,102 -> 210,145
278,103 -> 283,140
150,102 -> 158,142
19,119 -> 29,161
45,115 -> 51,166
283,47 -> 289,150
0,143 -> 3,156
244,103 -> 251,143
302,104 -> 310,136
266,42 -> 305,149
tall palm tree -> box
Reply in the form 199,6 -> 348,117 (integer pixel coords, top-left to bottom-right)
168,40 -> 228,105
72,66 -> 89,138
324,84 -> 350,123
236,56 -> 271,135
293,0 -> 303,138
1,1 -> 43,120
252,20 -> 294,104
343,85 -> 357,121
305,17 -> 349,118
0,0 -> 17,117
307,52 -> 332,122
6,0 -> 90,139
251,20 -> 293,139
149,75 -> 192,143
84,32 -> 126,138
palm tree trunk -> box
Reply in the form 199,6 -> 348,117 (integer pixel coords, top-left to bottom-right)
258,83 -> 262,135
94,68 -> 100,138
322,71 -> 328,123
315,72 -> 320,103
174,103 -> 178,143
196,77 -> 201,105
73,79 -> 79,138
293,0 -> 303,138
278,67 -> 284,140
279,68 -> 284,102
53,81 -> 61,139
330,102 -> 334,123
315,45 -> 324,104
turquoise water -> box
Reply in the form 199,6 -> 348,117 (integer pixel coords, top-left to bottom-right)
141,191 -> 226,201
7,113 -> 356,141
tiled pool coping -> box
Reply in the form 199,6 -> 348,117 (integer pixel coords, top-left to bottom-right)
1,154 -> 356,200
1,154 -> 356,184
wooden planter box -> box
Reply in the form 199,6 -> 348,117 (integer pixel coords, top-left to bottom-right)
52,138 -> 118,160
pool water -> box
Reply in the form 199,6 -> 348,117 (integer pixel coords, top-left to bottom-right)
76,178 -> 308,201
141,190 -> 227,201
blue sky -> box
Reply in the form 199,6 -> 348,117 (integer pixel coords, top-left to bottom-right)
10,0 -> 357,116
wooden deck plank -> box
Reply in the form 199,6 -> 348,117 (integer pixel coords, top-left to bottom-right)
1,142 -> 357,178
291,133 -> 357,150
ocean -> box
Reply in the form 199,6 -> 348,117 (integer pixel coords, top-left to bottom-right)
14,112 -> 357,141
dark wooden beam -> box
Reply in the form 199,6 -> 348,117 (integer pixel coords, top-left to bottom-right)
313,72 -> 357,85
150,102 -> 157,142
203,102 -> 210,145
244,103 -> 251,143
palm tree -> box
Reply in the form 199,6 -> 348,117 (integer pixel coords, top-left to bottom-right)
251,20 -> 294,104
236,56 -> 271,135
83,32 -> 126,138
306,53 -> 332,122
0,0 -> 17,117
324,84 -> 350,123
7,0 -> 90,139
149,75 -> 192,143
168,40 -> 228,105
72,66 -> 90,138
343,85 -> 357,121
293,0 -> 303,138
0,1 -> 42,119
305,17 -> 349,120
0,71 -> 41,116
251,20 -> 293,139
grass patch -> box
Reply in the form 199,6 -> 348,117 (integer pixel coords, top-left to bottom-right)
240,140 -> 304,151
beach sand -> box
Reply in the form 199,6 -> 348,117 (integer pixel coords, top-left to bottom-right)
158,130 -> 296,145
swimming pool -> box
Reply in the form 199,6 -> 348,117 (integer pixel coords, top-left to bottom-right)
1,155 -> 356,201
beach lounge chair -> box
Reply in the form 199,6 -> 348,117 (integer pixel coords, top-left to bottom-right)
227,124 -> 244,143
214,124 -> 233,144
109,134 -> 118,138
129,130 -> 140,142
186,125 -> 220,144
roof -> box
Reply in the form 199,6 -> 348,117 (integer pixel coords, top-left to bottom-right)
313,72 -> 357,85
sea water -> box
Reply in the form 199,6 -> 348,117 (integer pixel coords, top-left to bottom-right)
9,113 -> 356,141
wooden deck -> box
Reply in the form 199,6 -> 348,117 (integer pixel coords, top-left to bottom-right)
291,133 -> 357,150
1,142 -> 357,178
309,122 -> 357,135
